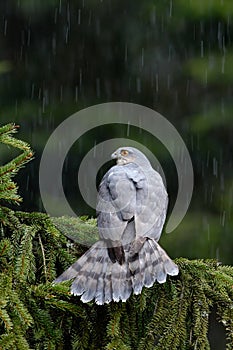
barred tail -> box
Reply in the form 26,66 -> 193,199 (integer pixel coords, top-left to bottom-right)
54,239 -> 178,305
53,241 -> 132,305
129,238 -> 179,295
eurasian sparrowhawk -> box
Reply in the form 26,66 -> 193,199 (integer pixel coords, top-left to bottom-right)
54,147 -> 179,304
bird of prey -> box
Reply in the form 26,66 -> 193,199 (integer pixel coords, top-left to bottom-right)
54,147 -> 179,304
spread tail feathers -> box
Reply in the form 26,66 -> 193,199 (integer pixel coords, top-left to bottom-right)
54,239 -> 179,305
53,241 -> 132,305
128,239 -> 179,294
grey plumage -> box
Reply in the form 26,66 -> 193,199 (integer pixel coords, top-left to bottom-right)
54,147 -> 179,304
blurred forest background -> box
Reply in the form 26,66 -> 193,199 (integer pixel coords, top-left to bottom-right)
0,0 -> 232,264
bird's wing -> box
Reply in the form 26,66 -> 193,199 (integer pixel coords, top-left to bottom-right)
134,168 -> 168,241
97,164 -> 145,242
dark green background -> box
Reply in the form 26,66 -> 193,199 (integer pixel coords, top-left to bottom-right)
0,0 -> 232,265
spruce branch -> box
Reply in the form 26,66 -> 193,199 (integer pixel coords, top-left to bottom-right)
0,123 -> 33,205
0,208 -> 232,349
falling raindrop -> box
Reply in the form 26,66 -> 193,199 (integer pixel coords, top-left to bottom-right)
169,0 -> 173,17
42,89 -> 49,113
222,35 -> 226,53
141,48 -> 144,68
204,69 -> 208,86
26,175 -> 29,191
201,40 -> 204,57
31,84 -> 35,99
27,29 -> 31,46
149,7 -> 155,25
220,173 -> 224,191
78,9 -> 81,25
65,26 -> 69,44
136,78 -> 141,93
52,34 -> 56,55
168,45 -> 172,62
4,19 -> 7,36
221,211 -> 226,227
79,69 -> 82,91
200,20 -> 204,35
213,157 -> 218,177
42,97 -> 45,113
75,86 -> 78,102
155,73 -> 159,92
127,122 -> 130,137
221,98 -> 225,114
221,55 -> 225,74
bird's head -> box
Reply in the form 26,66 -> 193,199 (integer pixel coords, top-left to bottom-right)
111,147 -> 151,167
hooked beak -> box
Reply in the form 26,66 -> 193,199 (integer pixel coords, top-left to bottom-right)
111,151 -> 118,160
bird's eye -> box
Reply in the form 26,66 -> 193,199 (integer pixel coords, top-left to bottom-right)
121,150 -> 128,156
